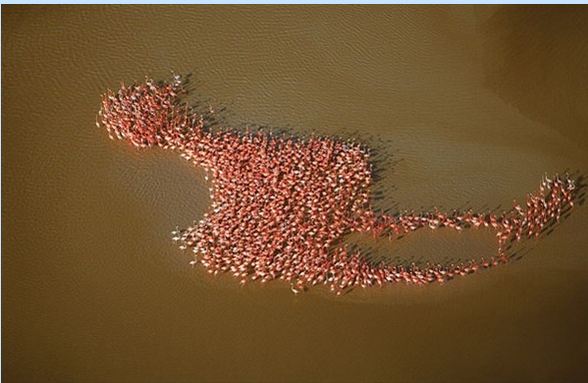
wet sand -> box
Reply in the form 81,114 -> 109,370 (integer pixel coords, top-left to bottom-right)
3,5 -> 588,382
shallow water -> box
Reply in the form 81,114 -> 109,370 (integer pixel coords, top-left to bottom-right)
3,5 -> 588,382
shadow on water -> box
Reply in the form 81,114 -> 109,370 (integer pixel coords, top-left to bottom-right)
482,6 -> 588,149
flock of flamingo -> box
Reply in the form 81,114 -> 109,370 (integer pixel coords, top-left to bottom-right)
97,76 -> 576,295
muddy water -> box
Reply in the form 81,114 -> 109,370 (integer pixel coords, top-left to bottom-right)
3,5 -> 588,382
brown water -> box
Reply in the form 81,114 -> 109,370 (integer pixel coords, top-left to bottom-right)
3,5 -> 588,382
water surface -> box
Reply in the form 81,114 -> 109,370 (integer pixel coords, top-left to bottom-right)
3,6 -> 588,382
